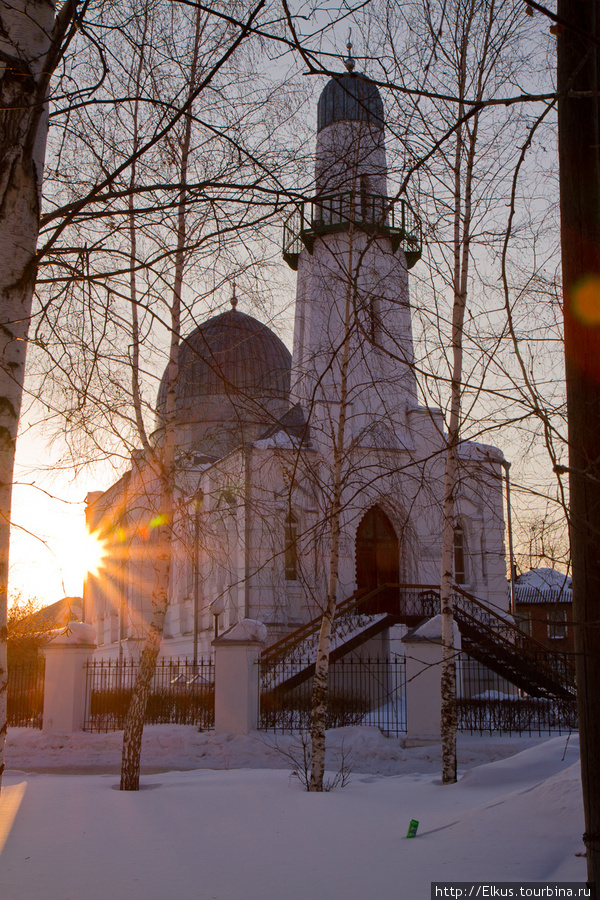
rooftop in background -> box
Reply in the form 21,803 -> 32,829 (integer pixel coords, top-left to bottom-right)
514,568 -> 572,605
24,596 -> 83,630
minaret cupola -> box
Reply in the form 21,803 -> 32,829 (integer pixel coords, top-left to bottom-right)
283,44 -> 422,271
316,72 -> 384,134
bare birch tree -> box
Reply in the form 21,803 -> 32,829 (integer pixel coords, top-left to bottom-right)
278,0 -> 547,789
309,224 -> 356,792
119,0 -> 203,792
438,0 -> 489,787
0,0 -> 83,793
372,0 -> 545,783
24,0 -> 309,789
0,0 -> 306,793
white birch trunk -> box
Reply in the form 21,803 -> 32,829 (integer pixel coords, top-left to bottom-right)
0,0 -> 54,792
440,0 -> 486,785
127,5 -> 151,456
120,5 -> 203,791
309,227 -> 354,792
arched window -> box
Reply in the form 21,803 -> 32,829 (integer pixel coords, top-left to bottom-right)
284,513 -> 298,581
453,525 -> 468,585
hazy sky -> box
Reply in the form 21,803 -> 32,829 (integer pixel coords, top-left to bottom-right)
10,427 -> 114,606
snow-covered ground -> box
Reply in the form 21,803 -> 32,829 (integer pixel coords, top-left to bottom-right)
1,726 -> 586,900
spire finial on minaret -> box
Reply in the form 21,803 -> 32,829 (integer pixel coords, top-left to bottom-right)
231,281 -> 238,309
344,28 -> 355,72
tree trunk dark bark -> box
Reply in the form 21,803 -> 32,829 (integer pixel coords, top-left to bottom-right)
557,1 -> 600,890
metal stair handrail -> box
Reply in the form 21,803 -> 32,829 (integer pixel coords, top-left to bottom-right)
261,584 -> 391,666
451,585 -> 576,694
261,582 -> 441,666
261,582 -> 575,701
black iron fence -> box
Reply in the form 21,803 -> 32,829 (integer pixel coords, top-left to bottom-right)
258,651 -> 576,738
258,655 -> 407,735
84,657 -> 214,733
457,653 -> 577,736
9,647 -> 575,737
7,659 -> 45,728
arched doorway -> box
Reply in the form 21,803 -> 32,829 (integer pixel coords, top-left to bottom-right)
355,507 -> 400,614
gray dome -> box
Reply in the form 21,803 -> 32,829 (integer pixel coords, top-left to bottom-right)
317,73 -> 384,133
154,309 -> 291,458
156,308 -> 291,420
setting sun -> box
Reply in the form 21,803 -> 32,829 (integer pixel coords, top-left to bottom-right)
52,526 -> 109,594
9,479 -> 114,603
76,529 -> 108,578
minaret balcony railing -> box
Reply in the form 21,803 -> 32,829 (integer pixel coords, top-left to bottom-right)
282,191 -> 422,271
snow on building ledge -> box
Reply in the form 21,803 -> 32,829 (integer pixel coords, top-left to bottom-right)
214,619 -> 268,644
403,613 -> 460,644
46,622 -> 97,647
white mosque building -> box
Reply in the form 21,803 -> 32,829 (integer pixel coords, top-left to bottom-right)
83,60 -> 509,662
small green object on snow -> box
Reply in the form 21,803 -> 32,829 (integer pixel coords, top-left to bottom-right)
406,819 -> 419,838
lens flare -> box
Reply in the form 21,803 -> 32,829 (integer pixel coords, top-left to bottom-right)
572,275 -> 600,325
77,529 -> 108,577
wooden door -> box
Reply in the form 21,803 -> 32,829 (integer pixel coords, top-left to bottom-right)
355,508 -> 400,614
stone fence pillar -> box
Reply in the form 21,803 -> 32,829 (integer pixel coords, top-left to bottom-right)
213,619 -> 266,734
42,623 -> 96,733
402,615 -> 460,745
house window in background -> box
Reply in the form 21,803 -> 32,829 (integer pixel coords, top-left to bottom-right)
547,606 -> 567,640
515,610 -> 531,636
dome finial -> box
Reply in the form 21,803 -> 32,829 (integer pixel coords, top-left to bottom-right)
231,281 -> 238,310
344,28 -> 355,72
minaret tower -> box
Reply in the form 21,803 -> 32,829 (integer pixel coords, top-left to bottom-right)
284,44 -> 422,446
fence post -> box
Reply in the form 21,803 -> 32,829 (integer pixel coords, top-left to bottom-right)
213,619 -> 266,734
402,615 -> 460,745
42,623 -> 96,733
